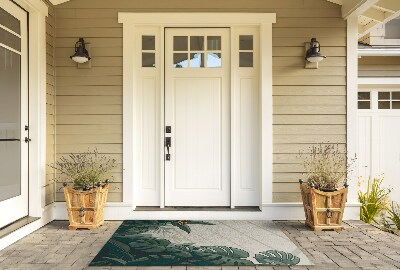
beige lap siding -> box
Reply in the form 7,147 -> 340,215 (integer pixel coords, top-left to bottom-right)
45,0 -> 56,207
54,0 -> 347,203
359,56 -> 400,77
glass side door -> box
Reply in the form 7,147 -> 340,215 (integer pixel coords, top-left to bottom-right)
0,0 -> 29,229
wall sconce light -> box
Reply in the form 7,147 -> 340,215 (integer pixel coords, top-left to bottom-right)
70,38 -> 91,64
305,38 -> 326,69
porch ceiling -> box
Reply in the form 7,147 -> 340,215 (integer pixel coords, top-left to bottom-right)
326,0 -> 400,39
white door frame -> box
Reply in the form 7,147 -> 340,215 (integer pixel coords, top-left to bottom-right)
0,0 -> 29,229
119,13 -> 275,210
11,0 -> 48,218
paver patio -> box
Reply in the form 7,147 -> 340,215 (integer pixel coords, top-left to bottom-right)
0,220 -> 400,270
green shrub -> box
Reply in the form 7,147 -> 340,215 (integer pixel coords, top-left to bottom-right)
358,176 -> 391,224
382,201 -> 400,230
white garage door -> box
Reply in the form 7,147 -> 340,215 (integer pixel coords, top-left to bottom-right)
358,89 -> 400,202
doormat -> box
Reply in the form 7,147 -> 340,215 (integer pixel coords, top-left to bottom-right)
89,220 -> 312,267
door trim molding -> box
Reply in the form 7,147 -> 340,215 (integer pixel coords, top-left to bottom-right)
13,0 -> 48,217
119,13 -> 276,210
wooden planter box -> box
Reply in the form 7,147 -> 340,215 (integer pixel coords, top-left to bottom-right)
63,184 -> 109,230
300,182 -> 348,231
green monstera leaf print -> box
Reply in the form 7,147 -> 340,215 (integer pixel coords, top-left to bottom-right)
188,246 -> 254,266
255,250 -> 300,266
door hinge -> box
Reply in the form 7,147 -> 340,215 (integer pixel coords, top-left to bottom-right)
24,137 -> 31,143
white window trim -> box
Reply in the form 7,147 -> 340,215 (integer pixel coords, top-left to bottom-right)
118,13 -> 276,209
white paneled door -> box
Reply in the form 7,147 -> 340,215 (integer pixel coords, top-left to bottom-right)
0,0 -> 29,228
358,90 -> 400,202
164,28 -> 230,206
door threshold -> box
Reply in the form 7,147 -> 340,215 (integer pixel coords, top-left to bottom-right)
0,216 -> 40,240
135,206 -> 261,212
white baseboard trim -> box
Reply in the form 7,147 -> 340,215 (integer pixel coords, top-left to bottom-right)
54,201 -> 361,220
0,203 -> 55,251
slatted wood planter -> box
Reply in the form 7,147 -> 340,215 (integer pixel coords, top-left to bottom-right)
300,182 -> 348,231
63,184 -> 109,230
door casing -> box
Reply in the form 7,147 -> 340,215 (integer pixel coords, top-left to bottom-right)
119,13 -> 276,210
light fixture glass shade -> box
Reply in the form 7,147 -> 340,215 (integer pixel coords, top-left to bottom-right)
71,55 -> 89,64
305,38 -> 326,63
70,38 -> 91,63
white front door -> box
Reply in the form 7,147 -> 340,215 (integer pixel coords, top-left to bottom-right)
164,28 -> 231,206
0,0 -> 29,228
358,90 -> 400,202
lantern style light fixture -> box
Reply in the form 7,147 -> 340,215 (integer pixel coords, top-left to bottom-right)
305,38 -> 326,63
70,38 -> 91,64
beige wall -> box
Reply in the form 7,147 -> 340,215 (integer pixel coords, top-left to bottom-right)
359,56 -> 400,77
45,0 -> 56,206
54,0 -> 347,203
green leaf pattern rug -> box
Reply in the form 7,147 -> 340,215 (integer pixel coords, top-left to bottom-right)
90,220 -> 312,266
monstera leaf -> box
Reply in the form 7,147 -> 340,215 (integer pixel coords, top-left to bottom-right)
189,246 -> 254,266
255,250 -> 300,266
90,239 -> 134,266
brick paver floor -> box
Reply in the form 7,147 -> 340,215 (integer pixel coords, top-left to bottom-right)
0,220 -> 399,270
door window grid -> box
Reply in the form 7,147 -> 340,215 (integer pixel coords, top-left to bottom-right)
358,91 -> 371,110
142,35 -> 156,67
358,90 -> 400,110
239,35 -> 253,67
173,35 -> 222,68
378,91 -> 400,110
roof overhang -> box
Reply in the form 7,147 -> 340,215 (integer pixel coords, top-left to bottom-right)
358,47 -> 400,56
327,0 -> 400,39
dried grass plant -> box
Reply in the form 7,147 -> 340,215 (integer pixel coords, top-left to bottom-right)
50,148 -> 117,189
299,144 -> 356,191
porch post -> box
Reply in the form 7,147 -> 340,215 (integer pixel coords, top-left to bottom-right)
346,16 -> 360,205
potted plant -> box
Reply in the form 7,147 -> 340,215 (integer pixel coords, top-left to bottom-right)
51,149 -> 117,230
298,144 -> 355,231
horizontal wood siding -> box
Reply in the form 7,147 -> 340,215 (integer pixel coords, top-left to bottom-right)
45,1 -> 56,207
359,56 -> 400,77
55,0 -> 346,203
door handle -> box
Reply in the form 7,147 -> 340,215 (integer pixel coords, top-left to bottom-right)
0,139 -> 20,142
165,137 -> 171,161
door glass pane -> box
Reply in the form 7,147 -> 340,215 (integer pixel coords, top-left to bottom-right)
142,53 -> 155,67
207,36 -> 221,50
378,101 -> 390,109
0,7 -> 20,34
142,35 -> 155,50
378,92 -> 390,100
358,92 -> 370,100
207,53 -> 221,68
0,27 -> 21,51
239,35 -> 253,50
358,101 -> 370,109
173,53 -> 188,68
239,52 -> 253,67
173,36 -> 188,51
392,101 -> 400,109
190,36 -> 204,51
189,53 -> 204,68
0,47 -> 21,202
392,92 -> 400,100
